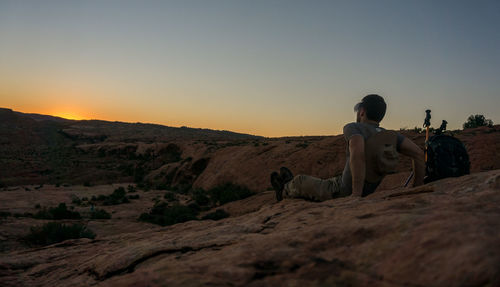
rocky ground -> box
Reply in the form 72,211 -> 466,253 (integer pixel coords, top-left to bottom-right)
1,170 -> 499,286
1,109 -> 500,286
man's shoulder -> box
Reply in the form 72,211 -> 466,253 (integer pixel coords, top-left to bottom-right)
343,122 -> 364,141
342,122 -> 361,132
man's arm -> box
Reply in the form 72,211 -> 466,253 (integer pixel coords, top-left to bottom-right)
349,135 -> 365,197
399,138 -> 425,187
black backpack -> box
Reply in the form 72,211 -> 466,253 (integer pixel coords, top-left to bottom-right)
424,135 -> 470,183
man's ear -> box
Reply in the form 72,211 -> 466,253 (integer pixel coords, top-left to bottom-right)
359,107 -> 366,118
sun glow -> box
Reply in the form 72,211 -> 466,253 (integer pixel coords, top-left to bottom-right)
53,112 -> 85,120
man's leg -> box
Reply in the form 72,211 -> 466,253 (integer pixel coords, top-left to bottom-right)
283,175 -> 342,201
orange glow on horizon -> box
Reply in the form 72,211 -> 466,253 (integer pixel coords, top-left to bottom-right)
52,112 -> 86,120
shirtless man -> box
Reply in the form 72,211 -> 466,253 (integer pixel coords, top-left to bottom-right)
271,94 -> 425,201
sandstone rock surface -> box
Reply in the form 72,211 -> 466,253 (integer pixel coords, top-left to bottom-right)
1,170 -> 499,286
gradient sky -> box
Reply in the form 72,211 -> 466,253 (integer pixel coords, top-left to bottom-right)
1,0 -> 499,137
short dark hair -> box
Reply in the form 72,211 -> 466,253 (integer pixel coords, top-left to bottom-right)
360,94 -> 386,122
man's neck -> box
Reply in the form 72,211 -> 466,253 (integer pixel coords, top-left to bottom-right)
360,119 -> 379,126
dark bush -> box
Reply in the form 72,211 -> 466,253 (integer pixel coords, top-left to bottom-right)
202,209 -> 229,221
72,197 -> 82,205
156,183 -> 170,190
33,203 -> 81,220
83,181 -> 92,187
187,202 -> 200,212
25,222 -> 95,246
137,181 -> 152,191
164,192 -> 177,202
463,114 -> 494,129
208,183 -> 255,205
173,184 -> 192,194
0,211 -> 12,217
139,202 -> 198,226
94,187 -> 130,205
192,189 -> 210,206
90,209 -> 111,219
35,204 -> 41,209
127,185 -> 137,193
128,194 -> 140,200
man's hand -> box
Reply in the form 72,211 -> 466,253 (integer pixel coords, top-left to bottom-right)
349,135 -> 365,197
399,138 -> 425,187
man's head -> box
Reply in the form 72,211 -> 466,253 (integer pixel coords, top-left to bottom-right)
354,94 -> 387,123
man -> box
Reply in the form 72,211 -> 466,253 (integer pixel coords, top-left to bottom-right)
271,94 -> 425,201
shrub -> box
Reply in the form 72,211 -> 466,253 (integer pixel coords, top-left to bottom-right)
463,114 -> 494,129
139,202 -> 198,226
0,211 -> 12,217
34,204 -> 41,209
174,184 -> 192,195
156,183 -> 170,190
94,187 -> 130,205
137,181 -> 152,191
83,181 -> 92,187
25,222 -> 95,246
127,185 -> 137,193
33,203 -> 81,220
72,197 -> 82,205
128,194 -> 140,200
187,202 -> 200,212
192,189 -> 210,206
202,209 -> 229,221
164,192 -> 177,202
208,183 -> 255,205
90,209 -> 111,219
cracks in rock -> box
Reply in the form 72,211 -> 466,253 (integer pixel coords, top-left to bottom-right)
255,212 -> 283,234
384,186 -> 435,199
88,242 -> 234,281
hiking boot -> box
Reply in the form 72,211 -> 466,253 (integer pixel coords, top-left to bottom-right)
270,171 -> 284,201
279,167 -> 294,184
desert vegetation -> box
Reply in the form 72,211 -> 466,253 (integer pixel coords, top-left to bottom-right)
33,203 -> 81,220
90,208 -> 112,219
24,222 -> 95,246
138,183 -> 252,226
463,114 -> 494,129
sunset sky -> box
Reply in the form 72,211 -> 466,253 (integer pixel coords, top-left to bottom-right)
1,0 -> 499,137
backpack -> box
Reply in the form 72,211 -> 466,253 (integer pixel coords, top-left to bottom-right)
424,135 -> 470,183
364,130 -> 399,184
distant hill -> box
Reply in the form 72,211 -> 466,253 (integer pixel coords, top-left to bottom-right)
1,108 -> 261,142
0,107 -> 261,186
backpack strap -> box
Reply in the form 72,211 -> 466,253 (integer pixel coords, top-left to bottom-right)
364,130 -> 399,183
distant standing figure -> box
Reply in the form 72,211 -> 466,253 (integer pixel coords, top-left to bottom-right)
271,94 -> 425,201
